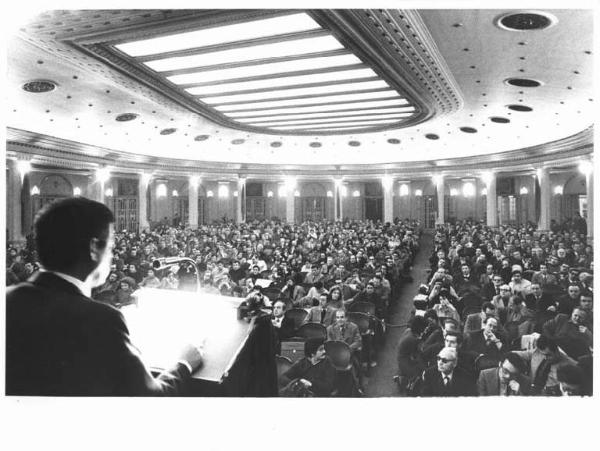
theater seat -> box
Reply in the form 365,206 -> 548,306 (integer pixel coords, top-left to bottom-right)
348,301 -> 376,316
275,355 -> 294,388
324,340 -> 353,371
296,323 -> 327,341
284,308 -> 308,332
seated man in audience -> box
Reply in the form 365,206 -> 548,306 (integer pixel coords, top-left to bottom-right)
514,334 -> 576,395
480,270 -> 502,301
304,293 -> 336,327
464,302 -> 498,335
454,263 -> 479,296
349,281 -> 384,318
395,316 -> 428,395
421,317 -> 459,366
139,268 -> 161,288
578,291 -> 593,330
464,316 -> 505,364
431,288 -> 461,326
477,352 -> 531,396
557,284 -> 581,315
279,338 -> 336,397
531,263 -> 558,288
443,331 -> 477,380
420,347 -> 476,397
303,264 -> 324,285
509,268 -> 532,297
491,284 -> 511,318
543,307 -> 593,360
326,310 -> 362,354
271,300 -> 295,342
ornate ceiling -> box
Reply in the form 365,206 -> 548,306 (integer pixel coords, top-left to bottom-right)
5,8 -> 595,169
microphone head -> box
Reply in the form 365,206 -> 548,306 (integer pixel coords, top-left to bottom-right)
152,259 -> 163,269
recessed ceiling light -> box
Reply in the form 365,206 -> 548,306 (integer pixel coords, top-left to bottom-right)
194,134 -> 209,141
496,12 -> 557,31
387,138 -> 401,144
460,127 -> 478,133
310,142 -> 322,148
115,113 -> 138,122
348,141 -> 361,147
22,80 -> 57,93
231,139 -> 245,144
425,134 -> 439,140
505,78 -> 542,87
270,141 -> 282,147
160,128 -> 177,135
507,104 -> 533,112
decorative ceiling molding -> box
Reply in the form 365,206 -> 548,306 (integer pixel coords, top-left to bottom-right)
7,126 -> 592,180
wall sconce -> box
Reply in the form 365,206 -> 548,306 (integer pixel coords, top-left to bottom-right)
414,189 -> 423,197
73,187 -> 81,196
172,190 -> 179,197
233,190 -> 239,197
352,190 -> 360,197
519,187 -> 529,195
399,184 -> 409,196
30,185 -> 40,196
105,188 -> 114,197
450,188 -> 459,197
267,190 -> 274,198
481,188 -> 488,196
294,190 -> 300,197
553,186 -> 563,195
206,190 -> 214,198
326,190 -> 333,197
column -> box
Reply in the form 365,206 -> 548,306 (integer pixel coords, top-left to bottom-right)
585,170 -> 593,239
382,177 -> 394,224
188,177 -> 199,230
435,175 -> 445,225
6,159 -> 24,242
485,173 -> 498,227
138,174 -> 150,232
333,179 -> 341,221
537,167 -> 551,231
286,187 -> 295,224
236,177 -> 245,224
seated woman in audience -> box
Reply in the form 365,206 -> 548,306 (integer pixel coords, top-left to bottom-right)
160,270 -> 179,290
139,268 -> 161,288
395,316 -> 428,395
280,275 -> 306,305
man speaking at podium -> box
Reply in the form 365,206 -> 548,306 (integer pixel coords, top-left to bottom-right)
6,197 -> 203,396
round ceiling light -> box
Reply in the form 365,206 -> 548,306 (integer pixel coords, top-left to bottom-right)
425,134 -> 439,140
507,104 -> 533,112
194,135 -> 209,141
231,139 -> 245,145
459,127 -> 478,133
496,12 -> 557,31
309,142 -> 322,148
270,141 -> 282,148
160,128 -> 177,135
348,141 -> 361,147
505,78 -> 542,88
387,138 -> 401,144
115,113 -> 138,122
22,80 -> 57,93
490,116 -> 511,124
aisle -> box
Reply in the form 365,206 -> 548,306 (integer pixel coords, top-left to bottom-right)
364,231 -> 433,397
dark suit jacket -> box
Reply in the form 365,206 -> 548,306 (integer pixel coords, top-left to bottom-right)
464,329 -> 505,361
477,367 -> 531,396
6,272 -> 191,396
420,366 -> 476,397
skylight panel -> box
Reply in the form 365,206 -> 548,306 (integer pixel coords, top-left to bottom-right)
144,35 -> 344,72
216,90 -> 403,112
116,13 -> 322,57
232,107 -> 416,122
270,119 -> 400,130
201,80 -> 389,104
224,100 -> 414,117
246,113 -> 412,126
166,54 -> 361,85
186,68 -> 377,96
300,125 -> 374,132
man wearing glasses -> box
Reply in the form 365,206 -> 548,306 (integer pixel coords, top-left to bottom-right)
477,352 -> 531,396
420,347 -> 476,397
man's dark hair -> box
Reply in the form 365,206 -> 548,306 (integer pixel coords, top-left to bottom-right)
304,337 -> 325,357
410,315 -> 428,336
502,352 -> 527,375
536,334 -> 558,353
34,197 -> 114,271
556,363 -> 585,387
445,330 -> 463,345
482,301 -> 496,312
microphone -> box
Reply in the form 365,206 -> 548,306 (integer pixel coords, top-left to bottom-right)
152,257 -> 195,270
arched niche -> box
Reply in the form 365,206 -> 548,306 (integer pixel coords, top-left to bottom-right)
301,182 -> 327,197
39,174 -> 73,196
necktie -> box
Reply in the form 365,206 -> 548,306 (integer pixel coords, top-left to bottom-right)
443,376 -> 449,386
320,308 -> 326,323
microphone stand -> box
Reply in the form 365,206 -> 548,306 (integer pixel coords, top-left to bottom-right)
153,257 -> 201,292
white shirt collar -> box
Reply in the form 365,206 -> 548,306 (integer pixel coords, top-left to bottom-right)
42,269 -> 92,298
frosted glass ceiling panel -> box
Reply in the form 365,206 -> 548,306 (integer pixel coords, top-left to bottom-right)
116,13 -> 321,57
233,107 -> 415,122
201,80 -> 389,104
247,113 -> 411,126
224,100 -> 414,116
270,119 -> 400,130
167,54 -> 361,85
145,35 -> 343,72
216,90 -> 403,112
187,68 -> 377,95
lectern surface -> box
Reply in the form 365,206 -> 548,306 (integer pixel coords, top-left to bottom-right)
122,289 -> 252,382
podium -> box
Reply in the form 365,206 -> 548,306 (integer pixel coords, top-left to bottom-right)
122,289 -> 277,396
